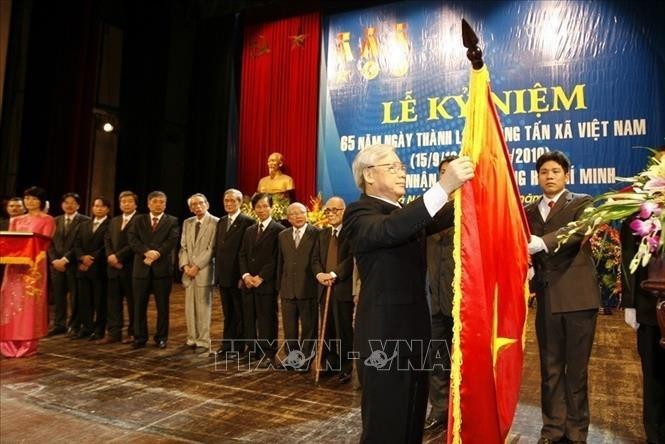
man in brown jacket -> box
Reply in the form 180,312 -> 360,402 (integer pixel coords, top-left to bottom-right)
526,151 -> 600,444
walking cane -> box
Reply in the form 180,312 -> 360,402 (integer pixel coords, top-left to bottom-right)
315,285 -> 332,384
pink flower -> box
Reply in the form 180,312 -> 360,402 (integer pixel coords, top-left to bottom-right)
644,177 -> 665,192
630,218 -> 655,236
646,235 -> 660,252
639,201 -> 662,218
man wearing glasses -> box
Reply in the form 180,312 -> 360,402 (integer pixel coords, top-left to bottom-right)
342,144 -> 473,443
312,197 -> 354,383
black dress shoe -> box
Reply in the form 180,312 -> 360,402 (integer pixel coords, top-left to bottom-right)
423,417 -> 446,432
156,340 -> 167,349
215,349 -> 239,359
131,341 -> 146,349
66,329 -> 79,338
338,371 -> 352,384
47,327 -> 67,336
88,333 -> 102,341
73,331 -> 91,340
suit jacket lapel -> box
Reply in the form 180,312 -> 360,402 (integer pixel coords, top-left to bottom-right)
547,191 -> 570,221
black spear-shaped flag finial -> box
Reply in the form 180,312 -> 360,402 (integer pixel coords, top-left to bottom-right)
462,18 -> 484,69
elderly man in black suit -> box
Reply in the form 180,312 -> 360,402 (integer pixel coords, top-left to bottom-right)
73,197 -> 111,340
99,191 -> 139,344
276,202 -> 320,369
526,151 -> 600,444
127,190 -> 179,349
48,192 -> 90,337
239,193 -> 284,363
311,196 -> 354,383
214,189 -> 255,357
342,143 -> 473,443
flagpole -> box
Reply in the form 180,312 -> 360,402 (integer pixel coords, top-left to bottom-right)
461,18 -> 483,69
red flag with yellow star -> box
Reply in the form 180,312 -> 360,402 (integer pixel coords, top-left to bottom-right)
448,65 -> 531,443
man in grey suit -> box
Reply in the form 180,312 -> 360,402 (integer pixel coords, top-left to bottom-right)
48,192 -> 90,337
277,202 -> 320,369
214,189 -> 255,356
179,193 -> 219,353
526,151 -> 600,444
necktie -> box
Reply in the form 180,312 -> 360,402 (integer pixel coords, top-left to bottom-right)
544,200 -> 555,219
151,216 -> 159,231
121,217 -> 128,231
227,217 -> 233,232
64,217 -> 71,233
92,220 -> 100,233
195,221 -> 201,241
294,229 -> 301,248
256,223 -> 263,240
325,228 -> 338,269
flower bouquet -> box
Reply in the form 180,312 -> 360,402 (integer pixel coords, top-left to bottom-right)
589,224 -> 622,311
558,148 -> 664,273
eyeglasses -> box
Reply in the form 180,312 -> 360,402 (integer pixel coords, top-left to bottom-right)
367,162 -> 408,174
323,207 -> 344,215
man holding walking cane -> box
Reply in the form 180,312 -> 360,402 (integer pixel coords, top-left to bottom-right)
312,197 -> 355,384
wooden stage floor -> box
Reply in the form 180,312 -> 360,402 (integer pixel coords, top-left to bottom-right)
0,286 -> 646,443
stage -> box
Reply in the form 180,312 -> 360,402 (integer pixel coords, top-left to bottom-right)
0,286 -> 645,443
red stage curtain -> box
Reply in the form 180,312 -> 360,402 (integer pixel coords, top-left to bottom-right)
238,13 -> 321,203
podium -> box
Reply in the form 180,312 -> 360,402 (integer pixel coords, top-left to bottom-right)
0,231 -> 52,267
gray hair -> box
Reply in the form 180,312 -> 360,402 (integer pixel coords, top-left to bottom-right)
286,202 -> 307,215
351,144 -> 396,192
187,193 -> 208,206
223,188 -> 243,203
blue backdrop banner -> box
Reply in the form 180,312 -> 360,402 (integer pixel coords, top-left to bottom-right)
317,0 -> 665,205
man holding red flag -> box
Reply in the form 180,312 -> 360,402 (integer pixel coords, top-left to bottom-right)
342,144 -> 473,443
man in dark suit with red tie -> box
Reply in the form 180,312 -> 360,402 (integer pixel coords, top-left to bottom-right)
238,193 -> 284,362
99,191 -> 138,344
342,144 -> 473,443
526,151 -> 600,444
73,197 -> 111,340
128,190 -> 179,349
48,192 -> 90,337
311,196 -> 354,383
214,188 -> 255,357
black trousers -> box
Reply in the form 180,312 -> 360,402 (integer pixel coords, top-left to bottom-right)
50,267 -> 79,331
360,355 -> 429,443
637,323 -> 665,443
242,290 -> 277,357
133,276 -> 172,344
220,285 -> 243,351
281,297 -> 318,359
428,312 -> 453,420
107,273 -> 134,339
535,305 -> 597,442
321,297 -> 355,373
77,276 -> 106,336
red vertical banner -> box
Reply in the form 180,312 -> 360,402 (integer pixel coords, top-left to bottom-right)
238,13 -> 321,201
449,65 -> 531,443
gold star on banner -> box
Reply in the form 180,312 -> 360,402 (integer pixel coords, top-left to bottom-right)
250,35 -> 270,58
492,283 -> 517,367
289,33 -> 307,49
